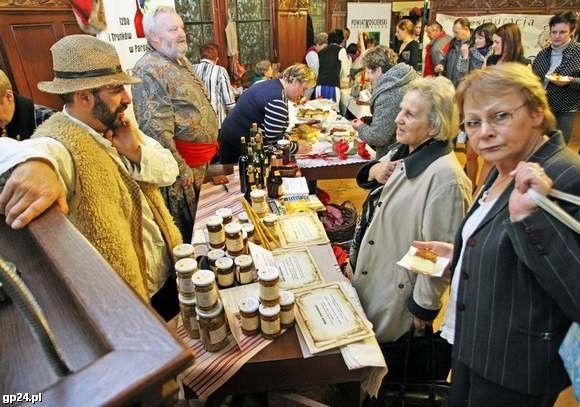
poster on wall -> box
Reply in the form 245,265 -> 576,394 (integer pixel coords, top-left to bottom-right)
346,3 -> 392,48
437,13 -> 552,60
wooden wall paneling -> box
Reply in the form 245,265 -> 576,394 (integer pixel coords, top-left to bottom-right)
212,0 -> 230,72
0,7 -> 83,110
276,9 -> 308,68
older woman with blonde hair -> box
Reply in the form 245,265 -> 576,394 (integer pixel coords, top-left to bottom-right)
351,76 -> 472,376
416,63 -> 580,406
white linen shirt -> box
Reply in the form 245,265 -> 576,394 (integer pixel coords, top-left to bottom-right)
0,107 -> 179,295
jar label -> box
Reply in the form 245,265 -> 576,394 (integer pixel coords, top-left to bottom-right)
209,324 -> 228,344
196,288 -> 218,309
281,310 -> 295,325
226,238 -> 244,252
208,229 -> 225,245
238,270 -> 254,284
218,271 -> 235,287
261,317 -> 281,335
259,284 -> 280,300
241,315 -> 260,331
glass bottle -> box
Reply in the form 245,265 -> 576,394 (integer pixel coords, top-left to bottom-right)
238,137 -> 249,194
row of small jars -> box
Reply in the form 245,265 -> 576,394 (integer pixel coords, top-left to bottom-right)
207,209 -> 279,253
238,290 -> 295,339
208,250 -> 255,288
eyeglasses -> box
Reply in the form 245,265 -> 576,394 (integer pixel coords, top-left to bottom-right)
460,103 -> 526,134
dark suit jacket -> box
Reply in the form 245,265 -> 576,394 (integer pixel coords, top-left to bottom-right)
451,131 -> 580,395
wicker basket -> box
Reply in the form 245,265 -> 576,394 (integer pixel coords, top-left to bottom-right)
320,201 -> 358,243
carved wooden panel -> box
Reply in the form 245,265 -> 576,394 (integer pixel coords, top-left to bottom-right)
0,7 -> 83,109
0,0 -> 70,7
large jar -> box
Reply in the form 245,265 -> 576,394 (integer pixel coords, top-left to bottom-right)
279,290 -> 295,329
197,300 -> 229,352
192,269 -> 218,311
259,304 -> 281,339
215,257 -> 235,288
225,223 -> 244,257
206,215 -> 226,249
173,243 -> 195,260
238,296 -> 260,336
258,267 -> 280,306
179,293 -> 200,339
175,258 -> 197,300
234,254 -> 255,285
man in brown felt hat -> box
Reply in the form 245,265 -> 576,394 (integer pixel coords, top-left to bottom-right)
0,34 -> 183,321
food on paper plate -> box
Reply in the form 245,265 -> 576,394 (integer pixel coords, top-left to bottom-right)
411,248 -> 438,275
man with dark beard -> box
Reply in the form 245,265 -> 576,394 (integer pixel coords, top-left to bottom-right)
0,35 -> 183,320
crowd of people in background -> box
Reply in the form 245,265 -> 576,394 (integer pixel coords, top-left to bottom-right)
0,5 -> 578,406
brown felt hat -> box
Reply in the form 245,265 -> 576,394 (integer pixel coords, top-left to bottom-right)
38,34 -> 140,94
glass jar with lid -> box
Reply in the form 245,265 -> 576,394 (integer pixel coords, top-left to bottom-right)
238,296 -> 260,336
179,293 -> 200,339
207,248 -> 225,274
258,266 -> 280,306
206,215 -> 226,249
225,223 -> 244,257
197,300 -> 229,352
215,208 -> 233,225
234,254 -> 255,285
279,290 -> 295,329
215,257 -> 235,288
175,258 -> 197,299
192,269 -> 219,311
250,189 -> 268,217
259,304 -> 281,339
262,213 -> 278,239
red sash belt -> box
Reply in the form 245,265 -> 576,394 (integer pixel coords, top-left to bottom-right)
174,139 -> 219,167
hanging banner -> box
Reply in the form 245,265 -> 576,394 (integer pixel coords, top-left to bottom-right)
97,0 -> 175,77
437,13 -> 552,60
346,3 -> 393,47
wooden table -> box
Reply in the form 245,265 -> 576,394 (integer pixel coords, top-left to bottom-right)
189,171 -> 367,402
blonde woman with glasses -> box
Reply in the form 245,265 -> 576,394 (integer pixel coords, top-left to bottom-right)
415,62 -> 580,406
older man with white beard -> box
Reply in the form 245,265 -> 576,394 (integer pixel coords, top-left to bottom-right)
132,6 -> 218,242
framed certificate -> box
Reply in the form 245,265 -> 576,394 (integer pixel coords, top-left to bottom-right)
294,283 -> 374,354
277,212 -> 329,248
273,247 -> 325,291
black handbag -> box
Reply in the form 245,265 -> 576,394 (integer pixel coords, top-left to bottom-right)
376,325 -> 451,407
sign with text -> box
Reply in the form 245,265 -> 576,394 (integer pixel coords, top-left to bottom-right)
437,13 -> 552,60
346,3 -> 392,48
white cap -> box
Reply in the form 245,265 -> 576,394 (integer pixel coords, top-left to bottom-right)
175,258 -> 197,274
206,215 -> 223,227
216,208 -> 232,219
207,248 -> 226,260
215,257 -> 234,270
238,296 -> 259,313
241,223 -> 255,233
257,266 -> 280,282
224,222 -> 242,235
250,189 -> 266,199
173,243 -> 195,259
234,254 -> 253,267
263,213 -> 278,223
259,303 -> 281,317
279,290 -> 295,306
238,212 -> 249,222
192,269 -> 215,286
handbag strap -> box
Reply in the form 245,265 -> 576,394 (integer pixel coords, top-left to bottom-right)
528,189 -> 580,234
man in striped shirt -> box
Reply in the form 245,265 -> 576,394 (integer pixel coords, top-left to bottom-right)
219,64 -> 316,163
193,43 -> 236,129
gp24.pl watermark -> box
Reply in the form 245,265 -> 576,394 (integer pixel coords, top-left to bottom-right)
3,393 -> 42,404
